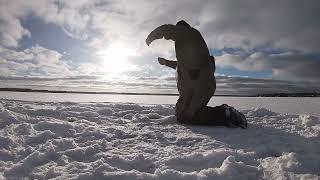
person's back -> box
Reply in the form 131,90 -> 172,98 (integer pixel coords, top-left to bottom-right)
174,26 -> 210,69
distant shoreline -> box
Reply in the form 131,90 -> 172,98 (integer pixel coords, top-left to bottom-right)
0,88 -> 179,96
0,88 -> 319,97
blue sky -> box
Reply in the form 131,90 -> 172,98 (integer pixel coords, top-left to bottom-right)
0,0 -> 319,95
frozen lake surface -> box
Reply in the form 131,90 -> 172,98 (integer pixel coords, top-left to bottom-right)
0,92 -> 319,179
0,91 -> 319,117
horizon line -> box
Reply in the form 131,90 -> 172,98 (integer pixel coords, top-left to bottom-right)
0,88 -> 319,97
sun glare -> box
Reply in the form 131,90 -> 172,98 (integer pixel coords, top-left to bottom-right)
97,42 -> 137,74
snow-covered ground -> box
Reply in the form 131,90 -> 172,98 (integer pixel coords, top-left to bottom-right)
0,91 -> 319,117
0,94 -> 319,179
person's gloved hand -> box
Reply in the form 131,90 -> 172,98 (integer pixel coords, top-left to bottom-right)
146,37 -> 152,46
158,57 -> 167,65
146,30 -> 162,46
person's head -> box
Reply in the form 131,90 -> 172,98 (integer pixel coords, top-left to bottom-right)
176,20 -> 191,28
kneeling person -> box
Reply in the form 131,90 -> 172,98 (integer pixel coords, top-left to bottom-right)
146,20 -> 247,128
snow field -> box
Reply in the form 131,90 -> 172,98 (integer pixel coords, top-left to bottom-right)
0,99 -> 319,179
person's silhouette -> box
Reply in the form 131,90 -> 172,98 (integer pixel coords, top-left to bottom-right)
146,20 -> 247,128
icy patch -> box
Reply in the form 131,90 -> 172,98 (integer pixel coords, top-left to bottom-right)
0,99 -> 319,179
247,107 -> 278,117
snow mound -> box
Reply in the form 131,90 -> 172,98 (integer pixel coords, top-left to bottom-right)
0,99 -> 319,179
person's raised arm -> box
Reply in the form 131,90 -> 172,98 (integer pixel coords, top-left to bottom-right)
146,24 -> 177,46
158,57 -> 177,69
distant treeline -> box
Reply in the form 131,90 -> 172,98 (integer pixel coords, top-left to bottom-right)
0,88 -> 319,97
257,93 -> 320,97
0,88 -> 178,96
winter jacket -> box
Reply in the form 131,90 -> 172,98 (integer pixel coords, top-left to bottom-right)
146,24 -> 216,119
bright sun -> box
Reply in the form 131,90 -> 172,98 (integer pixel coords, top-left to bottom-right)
97,42 -> 137,74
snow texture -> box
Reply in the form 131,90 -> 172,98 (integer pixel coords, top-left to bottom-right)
0,99 -> 319,179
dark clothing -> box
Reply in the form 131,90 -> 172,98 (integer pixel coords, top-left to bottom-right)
146,24 -> 229,126
147,24 -> 210,68
177,105 -> 229,126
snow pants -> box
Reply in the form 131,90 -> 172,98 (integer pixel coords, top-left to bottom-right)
175,63 -> 229,126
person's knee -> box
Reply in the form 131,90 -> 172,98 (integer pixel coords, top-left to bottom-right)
176,116 -> 185,124
176,113 -> 193,124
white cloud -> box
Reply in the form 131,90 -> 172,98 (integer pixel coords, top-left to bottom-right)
1,74 -> 319,95
215,76 -> 320,95
0,0 -> 319,85
86,0 -> 320,53
0,14 -> 30,48
0,46 -> 75,77
199,0 -> 320,52
0,0 -> 93,47
76,63 -> 102,75
2,0 -> 320,51
217,51 -> 320,82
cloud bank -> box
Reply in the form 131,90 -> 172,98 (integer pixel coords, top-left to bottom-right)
1,75 -> 319,96
0,0 -> 319,94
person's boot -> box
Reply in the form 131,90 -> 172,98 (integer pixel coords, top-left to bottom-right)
222,104 -> 247,129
